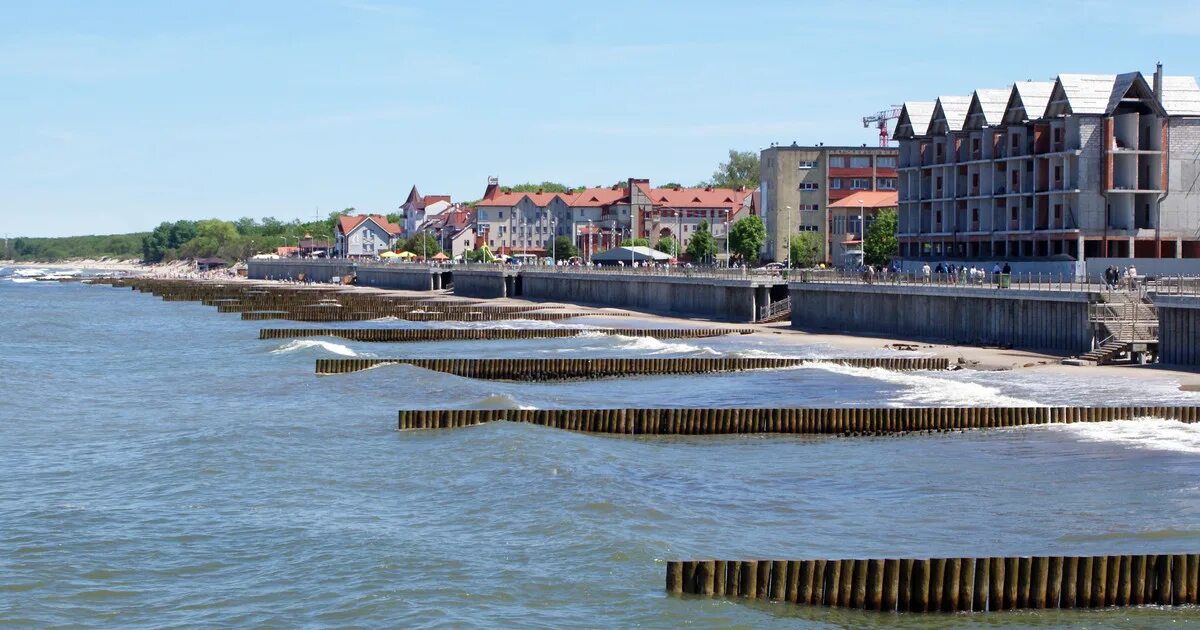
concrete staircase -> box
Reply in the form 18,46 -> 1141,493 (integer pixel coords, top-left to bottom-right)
758,297 -> 792,323
1080,291 -> 1158,365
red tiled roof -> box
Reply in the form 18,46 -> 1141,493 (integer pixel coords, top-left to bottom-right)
338,214 -> 402,236
828,191 -> 899,209
649,186 -> 749,209
423,195 -> 451,205
475,191 -> 563,207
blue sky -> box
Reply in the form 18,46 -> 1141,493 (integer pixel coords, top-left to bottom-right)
3,0 -> 1199,237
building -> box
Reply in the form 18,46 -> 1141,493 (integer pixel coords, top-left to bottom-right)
334,215 -> 403,259
827,190 -> 899,266
760,144 -> 898,264
400,186 -> 452,236
472,177 -> 752,260
894,66 -> 1200,265
417,206 -> 476,260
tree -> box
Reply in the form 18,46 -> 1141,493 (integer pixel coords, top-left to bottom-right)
705,149 -> 759,189
790,232 -> 821,268
546,235 -> 577,260
621,237 -> 650,247
403,232 -> 441,257
863,209 -> 899,267
655,236 -> 679,257
660,182 -> 683,189
686,220 -> 718,263
729,215 -> 766,263
195,219 -> 237,246
507,181 -> 571,193
386,212 -> 403,226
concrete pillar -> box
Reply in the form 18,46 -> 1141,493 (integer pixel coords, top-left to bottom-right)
1127,237 -> 1135,258
1177,238 -> 1183,258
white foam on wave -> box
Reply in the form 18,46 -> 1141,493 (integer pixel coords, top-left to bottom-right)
1053,418 -> 1200,454
609,335 -> 721,356
467,393 -> 538,410
13,268 -> 48,277
9,277 -> 40,284
270,339 -> 359,357
799,363 -> 1040,407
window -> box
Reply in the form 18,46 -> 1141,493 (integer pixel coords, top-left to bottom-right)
498,211 -> 504,219
797,160 -> 816,169
800,182 -> 819,190
878,178 -> 897,190
799,225 -> 819,232
833,216 -> 846,234
828,156 -> 847,168
851,178 -> 869,189
850,156 -> 871,168
829,179 -> 842,190
876,156 -> 896,168
800,204 -> 820,212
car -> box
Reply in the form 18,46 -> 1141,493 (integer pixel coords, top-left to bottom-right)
759,262 -> 785,270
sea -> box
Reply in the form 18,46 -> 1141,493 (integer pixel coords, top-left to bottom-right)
2,268 -> 1200,628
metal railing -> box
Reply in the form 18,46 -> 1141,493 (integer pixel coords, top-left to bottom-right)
1150,275 -> 1200,297
793,268 -> 1116,293
758,297 -> 792,322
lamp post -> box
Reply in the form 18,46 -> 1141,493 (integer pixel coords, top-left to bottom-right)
587,219 -> 593,263
785,205 -> 792,271
723,209 -> 730,267
859,198 -> 866,269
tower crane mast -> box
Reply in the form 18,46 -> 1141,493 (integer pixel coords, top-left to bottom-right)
863,107 -> 902,147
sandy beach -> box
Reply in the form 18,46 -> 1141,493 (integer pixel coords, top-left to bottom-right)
11,260 -> 1198,391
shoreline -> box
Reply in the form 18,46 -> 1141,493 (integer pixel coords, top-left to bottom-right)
21,266 -> 1200,392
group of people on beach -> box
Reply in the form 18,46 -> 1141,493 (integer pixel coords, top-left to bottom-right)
1103,265 -> 1138,291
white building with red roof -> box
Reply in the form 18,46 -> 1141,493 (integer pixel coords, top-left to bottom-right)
334,214 -> 403,259
400,185 -> 453,236
472,177 -> 754,259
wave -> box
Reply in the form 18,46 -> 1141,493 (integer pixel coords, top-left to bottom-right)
13,268 -> 49,277
269,339 -> 360,357
799,363 -> 1040,407
1053,418 -> 1200,454
608,335 -> 721,356
8,278 -> 40,284
463,393 -> 538,410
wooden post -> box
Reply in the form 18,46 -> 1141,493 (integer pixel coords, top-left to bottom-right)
899,558 -> 913,612
990,557 -> 1006,611
1047,556 -> 1064,609
1032,556 -> 1049,609
973,555 -> 990,612
883,559 -> 899,612
666,561 -> 683,594
912,558 -> 930,612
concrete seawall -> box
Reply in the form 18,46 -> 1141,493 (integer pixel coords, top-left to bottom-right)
1154,295 -> 1200,367
790,283 -> 1092,353
247,260 -> 449,290
452,269 -> 514,298
517,271 -> 787,322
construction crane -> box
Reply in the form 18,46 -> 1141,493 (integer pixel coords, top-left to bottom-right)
863,106 -> 902,147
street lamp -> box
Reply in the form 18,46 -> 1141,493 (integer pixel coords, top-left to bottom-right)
859,198 -> 866,270
785,205 -> 792,271
587,219 -> 593,263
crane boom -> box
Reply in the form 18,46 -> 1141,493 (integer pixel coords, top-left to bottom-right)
863,107 -> 903,147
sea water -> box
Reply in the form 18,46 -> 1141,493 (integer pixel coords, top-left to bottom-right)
2,279 -> 1199,627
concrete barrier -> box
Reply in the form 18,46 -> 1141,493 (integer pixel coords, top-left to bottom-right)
260,327 -> 754,341
518,270 -> 787,323
790,283 -> 1092,353
396,405 -> 1198,433
1154,295 -> 1200,367
320,356 -> 948,377
668,553 -> 1200,612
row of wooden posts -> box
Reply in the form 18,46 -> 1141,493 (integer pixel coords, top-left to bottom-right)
259,327 -> 754,341
89,277 -> 623,322
397,405 -> 1200,433
667,554 -> 1200,611
320,356 -> 950,377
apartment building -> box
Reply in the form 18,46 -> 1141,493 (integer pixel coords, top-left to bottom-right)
894,67 -> 1200,263
760,144 -> 898,264
473,177 -> 751,258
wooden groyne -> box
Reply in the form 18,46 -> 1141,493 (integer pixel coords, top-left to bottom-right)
319,356 -> 949,377
396,405 -> 1199,433
87,278 -> 613,322
667,553 -> 1200,611
260,327 -> 753,341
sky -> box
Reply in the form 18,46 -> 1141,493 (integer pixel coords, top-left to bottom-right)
3,0 -> 1199,237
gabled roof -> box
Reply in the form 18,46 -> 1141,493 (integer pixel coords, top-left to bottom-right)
1046,74 -> 1117,116
564,187 -> 628,207
404,185 -> 423,209
475,191 -> 563,207
965,88 -> 1010,128
1002,81 -> 1055,124
1160,75 -> 1200,116
893,101 -> 936,139
930,95 -> 972,133
650,186 -> 750,209
338,214 -> 402,236
423,195 -> 451,205
828,190 -> 899,209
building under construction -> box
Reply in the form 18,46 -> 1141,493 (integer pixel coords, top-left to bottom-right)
893,66 -> 1200,265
